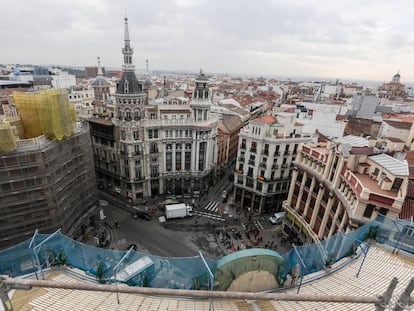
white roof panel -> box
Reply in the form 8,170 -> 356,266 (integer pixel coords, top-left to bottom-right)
369,154 -> 409,176
335,135 -> 369,147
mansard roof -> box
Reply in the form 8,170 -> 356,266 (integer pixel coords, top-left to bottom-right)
116,71 -> 143,95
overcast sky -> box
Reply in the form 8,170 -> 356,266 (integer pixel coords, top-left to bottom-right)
1,0 -> 414,82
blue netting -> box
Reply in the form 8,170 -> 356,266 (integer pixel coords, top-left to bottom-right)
1,216 -> 413,290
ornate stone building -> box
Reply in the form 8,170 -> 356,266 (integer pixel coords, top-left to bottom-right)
88,16 -> 218,204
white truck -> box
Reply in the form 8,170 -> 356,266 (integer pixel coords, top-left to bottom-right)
165,203 -> 193,220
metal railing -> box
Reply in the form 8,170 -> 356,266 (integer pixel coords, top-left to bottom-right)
1,276 -> 413,310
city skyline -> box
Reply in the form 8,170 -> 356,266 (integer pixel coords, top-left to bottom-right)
1,0 -> 414,82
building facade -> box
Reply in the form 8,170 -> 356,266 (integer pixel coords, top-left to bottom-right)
234,113 -> 315,214
89,17 -> 218,204
283,136 -> 408,245
0,124 -> 98,249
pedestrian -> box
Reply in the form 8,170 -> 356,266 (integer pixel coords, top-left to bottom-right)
114,220 -> 119,228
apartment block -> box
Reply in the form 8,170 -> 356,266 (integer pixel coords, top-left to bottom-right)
234,113 -> 315,214
283,136 -> 408,244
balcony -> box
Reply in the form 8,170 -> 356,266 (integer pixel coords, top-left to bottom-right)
257,175 -> 265,181
150,149 -> 159,154
238,157 -> 245,162
250,148 -> 257,153
284,151 -> 291,156
235,169 -> 243,174
274,152 -> 281,157
248,160 -> 255,165
262,149 -> 269,155
272,164 -> 279,169
259,162 -> 267,168
241,144 -> 246,150
281,164 -> 289,169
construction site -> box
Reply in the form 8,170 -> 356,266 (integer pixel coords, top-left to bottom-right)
0,89 -> 98,249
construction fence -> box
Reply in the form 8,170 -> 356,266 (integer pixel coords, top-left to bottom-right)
0,216 -> 412,291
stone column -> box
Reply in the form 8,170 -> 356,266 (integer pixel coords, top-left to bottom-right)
318,193 -> 334,239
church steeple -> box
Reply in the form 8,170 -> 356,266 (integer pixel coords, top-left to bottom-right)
122,14 -> 134,72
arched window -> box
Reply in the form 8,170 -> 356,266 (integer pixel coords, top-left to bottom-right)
125,109 -> 131,121
134,110 -> 141,121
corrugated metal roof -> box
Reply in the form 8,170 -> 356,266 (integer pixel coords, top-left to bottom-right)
369,154 -> 409,176
335,135 -> 369,147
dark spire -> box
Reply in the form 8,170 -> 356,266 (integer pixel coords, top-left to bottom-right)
116,15 -> 143,95
122,14 -> 134,72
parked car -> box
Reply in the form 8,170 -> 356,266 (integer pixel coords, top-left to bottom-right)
134,211 -> 151,221
269,212 -> 285,225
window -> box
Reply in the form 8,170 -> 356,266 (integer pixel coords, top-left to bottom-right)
250,141 -> 257,152
121,131 -> 126,140
247,167 -> 253,177
257,182 -> 263,191
363,204 -> 375,218
125,110 -> 131,120
391,178 -> 403,192
134,145 -> 140,155
176,151 -> 182,171
150,143 -> 158,153
378,207 -> 388,216
134,110 -> 141,120
133,130 -> 139,140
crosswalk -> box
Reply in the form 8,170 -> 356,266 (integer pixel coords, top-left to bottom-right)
193,210 -> 225,222
254,220 -> 264,230
241,220 -> 264,232
204,201 -> 219,213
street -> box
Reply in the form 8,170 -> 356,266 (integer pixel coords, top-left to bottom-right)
102,203 -> 204,257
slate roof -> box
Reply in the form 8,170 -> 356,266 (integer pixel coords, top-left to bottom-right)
91,77 -> 111,87
116,71 -> 143,95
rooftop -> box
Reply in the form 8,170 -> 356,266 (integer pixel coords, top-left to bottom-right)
369,154 -> 409,176
335,135 -> 369,147
252,115 -> 277,124
8,245 -> 414,311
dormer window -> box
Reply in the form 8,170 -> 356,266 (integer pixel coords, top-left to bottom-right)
124,79 -> 129,94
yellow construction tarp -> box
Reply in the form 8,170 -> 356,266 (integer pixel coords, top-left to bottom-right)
0,120 -> 17,154
13,89 -> 74,140
69,104 -> 77,122
13,92 -> 42,138
6,116 -> 25,139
